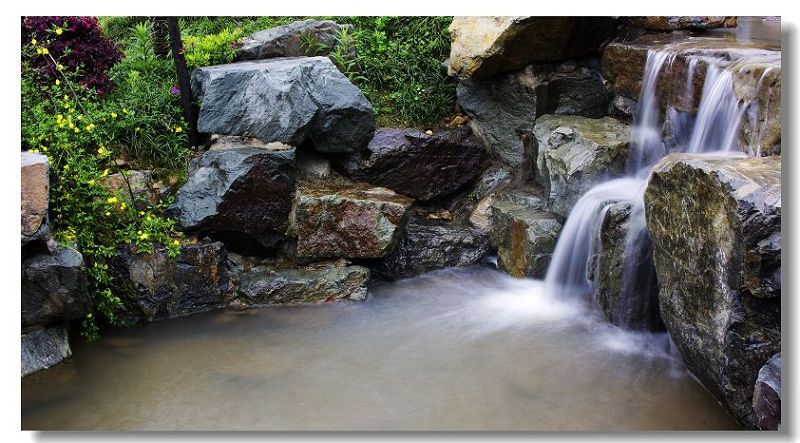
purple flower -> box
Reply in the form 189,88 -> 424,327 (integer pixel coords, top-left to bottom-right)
230,41 -> 238,49
170,85 -> 180,96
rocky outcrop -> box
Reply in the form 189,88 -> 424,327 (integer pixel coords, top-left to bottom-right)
192,57 -> 374,153
22,247 -> 91,328
98,170 -> 166,211
335,127 -> 488,201
587,201 -> 661,330
230,257 -> 369,305
457,63 -> 611,168
236,19 -> 349,61
374,219 -> 489,279
448,16 -> 615,79
625,16 -> 737,31
21,152 -> 49,248
644,153 -> 781,428
753,353 -> 781,430
21,326 -> 71,377
534,115 -> 630,217
169,143 -> 295,255
491,194 -> 561,278
109,242 -> 232,323
292,185 -> 414,259
468,167 -> 513,235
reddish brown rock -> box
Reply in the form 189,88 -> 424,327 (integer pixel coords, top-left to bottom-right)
21,152 -> 49,246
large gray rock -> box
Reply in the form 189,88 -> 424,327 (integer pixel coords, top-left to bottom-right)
236,19 -> 350,61
109,242 -> 232,323
753,353 -> 781,430
644,153 -> 781,428
535,115 -> 630,217
169,142 -> 295,255
292,185 -> 414,259
231,258 -> 369,305
491,195 -> 561,279
21,326 -> 71,377
587,201 -> 661,330
192,57 -> 374,153
448,16 -> 615,79
457,63 -> 611,168
374,219 -> 490,279
335,126 -> 488,201
625,16 -> 737,31
21,247 -> 90,328
21,152 -> 49,248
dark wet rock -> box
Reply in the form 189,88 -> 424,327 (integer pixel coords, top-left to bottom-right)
236,19 -> 350,61
753,353 -> 781,430
169,143 -> 295,255
644,153 -> 781,428
457,64 -> 610,168
374,219 -> 490,280
295,147 -> 332,180
335,127 -> 488,201
231,257 -> 369,305
109,242 -> 232,323
98,170 -> 167,211
625,16 -> 737,31
587,201 -> 661,330
292,185 -> 414,259
448,16 -> 615,79
534,115 -> 630,217
732,61 -> 782,156
192,57 -> 374,153
22,247 -> 90,328
491,196 -> 562,278
21,152 -> 50,248
611,95 -> 637,118
21,326 -> 71,377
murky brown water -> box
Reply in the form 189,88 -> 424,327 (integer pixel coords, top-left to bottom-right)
22,267 -> 739,431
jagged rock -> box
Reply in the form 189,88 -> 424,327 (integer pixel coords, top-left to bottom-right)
169,143 -> 295,255
491,196 -> 561,278
21,326 -> 71,377
625,16 -> 737,31
732,60 -> 782,156
98,170 -> 165,210
292,185 -> 414,259
21,152 -> 49,247
236,19 -> 350,61
374,219 -> 489,279
534,115 -> 630,217
611,95 -> 637,118
335,127 -> 488,201
753,353 -> 781,430
448,16 -> 615,79
468,167 -> 513,234
192,57 -> 374,153
231,258 -> 369,305
22,247 -> 90,328
457,63 -> 610,168
644,153 -> 781,428
587,201 -> 661,330
109,242 -> 232,323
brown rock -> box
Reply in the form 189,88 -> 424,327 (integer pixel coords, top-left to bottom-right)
21,152 -> 49,242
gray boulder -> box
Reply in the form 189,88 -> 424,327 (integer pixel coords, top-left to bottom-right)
753,353 -> 781,430
535,115 -> 630,217
169,142 -> 295,255
644,153 -> 781,428
236,19 -> 350,61
21,152 -> 50,248
21,326 -> 71,377
192,57 -> 374,153
335,126 -> 488,201
109,242 -> 232,323
22,247 -> 90,328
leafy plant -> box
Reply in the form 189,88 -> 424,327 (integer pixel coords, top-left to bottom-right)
183,27 -> 244,69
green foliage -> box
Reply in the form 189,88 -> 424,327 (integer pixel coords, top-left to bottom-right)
184,27 -> 244,69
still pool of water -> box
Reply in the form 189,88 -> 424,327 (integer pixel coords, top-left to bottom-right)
21,267 -> 739,431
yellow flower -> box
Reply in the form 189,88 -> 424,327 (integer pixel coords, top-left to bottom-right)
173,240 -> 180,246
63,164 -> 69,170
67,122 -> 74,129
107,196 -> 118,204
120,202 -> 127,210
36,47 -> 43,55
55,79 -> 60,85
56,114 -> 63,121
55,27 -> 63,35
74,127 -> 80,133
57,63 -> 65,70
31,38 -> 37,45
63,103 -> 70,109
41,48 -> 49,55
102,169 -> 109,177
110,112 -> 117,119
105,211 -> 111,216
63,94 -> 69,101
139,211 -> 145,216
138,232 -> 150,241
97,146 -> 106,156
86,124 -> 95,131
87,313 -> 93,319
174,126 -> 183,133
87,179 -> 95,186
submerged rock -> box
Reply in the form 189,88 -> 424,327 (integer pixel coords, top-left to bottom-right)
335,127 -> 488,201
169,143 -> 295,255
21,152 -> 49,248
535,115 -> 630,217
21,326 -> 71,377
374,219 -> 490,280
644,153 -> 781,428
22,247 -> 90,328
625,16 -> 737,31
236,19 -> 350,61
110,242 -> 232,323
192,57 -> 374,153
491,196 -> 561,279
292,185 -> 414,259
753,353 -> 781,430
448,16 -> 615,79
